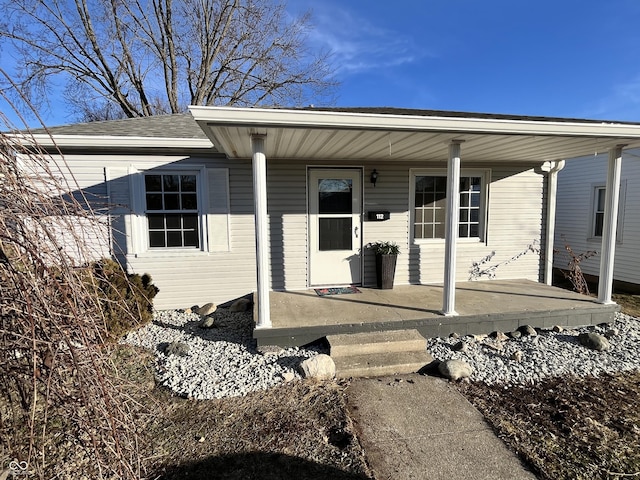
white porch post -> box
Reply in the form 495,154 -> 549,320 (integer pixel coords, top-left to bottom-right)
442,140 -> 463,316
544,160 -> 565,285
251,135 -> 271,328
597,145 -> 624,304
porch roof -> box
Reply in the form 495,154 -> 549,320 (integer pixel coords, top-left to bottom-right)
190,106 -> 640,163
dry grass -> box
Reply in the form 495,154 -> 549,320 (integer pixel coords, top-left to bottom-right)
455,299 -> 640,480
458,371 -> 640,480
113,345 -> 372,480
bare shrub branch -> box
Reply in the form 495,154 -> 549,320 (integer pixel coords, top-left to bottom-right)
557,235 -> 597,295
1,85 -> 144,478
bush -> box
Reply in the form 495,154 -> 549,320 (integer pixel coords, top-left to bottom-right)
90,259 -> 159,341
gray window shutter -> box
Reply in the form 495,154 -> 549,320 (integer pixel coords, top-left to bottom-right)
206,168 -> 230,252
106,167 -> 136,258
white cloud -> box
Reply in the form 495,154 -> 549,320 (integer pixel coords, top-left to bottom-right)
304,3 -> 430,75
585,75 -> 640,121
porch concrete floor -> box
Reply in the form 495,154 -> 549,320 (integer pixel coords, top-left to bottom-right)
254,279 -> 618,346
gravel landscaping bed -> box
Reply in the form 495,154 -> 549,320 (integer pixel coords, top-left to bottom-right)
125,306 -> 640,400
427,312 -> 640,385
123,308 -> 325,399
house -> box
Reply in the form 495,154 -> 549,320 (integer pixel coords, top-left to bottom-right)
554,148 -> 640,291
27,107 -> 640,345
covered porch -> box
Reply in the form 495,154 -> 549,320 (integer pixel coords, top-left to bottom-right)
190,106 -> 640,343
254,279 -> 618,346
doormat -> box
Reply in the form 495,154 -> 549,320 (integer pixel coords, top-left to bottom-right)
314,286 -> 361,296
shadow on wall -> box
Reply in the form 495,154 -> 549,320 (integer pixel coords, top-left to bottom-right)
156,451 -> 371,479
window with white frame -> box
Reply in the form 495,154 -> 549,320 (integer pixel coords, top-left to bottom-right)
144,173 -> 200,248
592,186 -> 606,237
590,182 -> 626,241
412,171 -> 485,240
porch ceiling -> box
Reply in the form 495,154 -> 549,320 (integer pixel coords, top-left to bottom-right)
190,106 -> 640,163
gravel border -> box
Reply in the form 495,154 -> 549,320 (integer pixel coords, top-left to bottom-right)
427,312 -> 640,385
124,307 -> 640,398
122,308 -> 325,399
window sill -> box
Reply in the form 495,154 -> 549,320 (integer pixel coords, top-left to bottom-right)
129,249 -> 213,259
413,237 -> 484,246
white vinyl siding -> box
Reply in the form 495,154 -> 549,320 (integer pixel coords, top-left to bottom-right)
266,160 -> 544,290
556,151 -> 638,286
58,154 -> 252,309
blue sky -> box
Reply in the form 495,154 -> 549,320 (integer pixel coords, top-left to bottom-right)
3,0 -> 640,127
302,0 -> 640,120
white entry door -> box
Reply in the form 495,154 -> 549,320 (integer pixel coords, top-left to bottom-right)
309,169 -> 362,286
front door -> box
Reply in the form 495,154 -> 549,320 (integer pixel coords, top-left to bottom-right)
309,169 -> 362,286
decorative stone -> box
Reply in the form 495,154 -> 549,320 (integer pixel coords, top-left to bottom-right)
604,328 -> 618,339
578,332 -> 611,352
195,302 -> 217,316
517,325 -> 538,336
438,359 -> 472,381
230,298 -> 252,312
510,350 -> 523,362
508,330 -> 522,339
489,331 -> 509,342
282,372 -> 295,382
298,354 -> 336,380
259,345 -> 285,355
199,316 -> 216,329
552,325 -> 564,333
451,341 -> 467,352
449,332 -> 460,339
165,341 -> 190,357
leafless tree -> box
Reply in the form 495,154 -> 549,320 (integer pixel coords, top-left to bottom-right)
1,0 -> 337,121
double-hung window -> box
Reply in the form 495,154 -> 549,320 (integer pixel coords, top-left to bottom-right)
144,173 -> 200,248
590,182 -> 626,241
592,186 -> 606,237
412,170 -> 486,241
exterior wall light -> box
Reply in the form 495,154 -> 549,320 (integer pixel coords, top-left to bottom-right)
370,169 -> 378,187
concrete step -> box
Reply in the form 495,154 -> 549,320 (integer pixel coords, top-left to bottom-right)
333,350 -> 433,379
328,329 -> 427,357
327,329 -> 432,378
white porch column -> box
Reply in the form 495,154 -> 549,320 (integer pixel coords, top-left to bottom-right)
251,135 -> 271,328
442,140 -> 463,316
597,145 -> 624,304
544,160 -> 565,285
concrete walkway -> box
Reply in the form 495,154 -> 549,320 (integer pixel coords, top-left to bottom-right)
346,374 -> 538,480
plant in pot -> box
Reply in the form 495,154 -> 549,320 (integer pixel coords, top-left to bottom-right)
368,241 -> 400,289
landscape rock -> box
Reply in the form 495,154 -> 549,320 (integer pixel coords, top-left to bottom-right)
507,330 -> 522,339
194,302 -> 217,316
230,298 -> 251,312
578,332 -> 611,352
517,325 -> 538,336
552,325 -> 564,333
199,316 -> 216,329
438,359 -> 473,381
604,328 -> 619,339
449,332 -> 460,339
451,341 -> 467,352
165,341 -> 190,357
510,350 -> 523,362
282,372 -> 295,382
298,354 -> 336,380
489,331 -> 509,342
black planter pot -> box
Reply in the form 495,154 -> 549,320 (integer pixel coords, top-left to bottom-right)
376,254 -> 398,289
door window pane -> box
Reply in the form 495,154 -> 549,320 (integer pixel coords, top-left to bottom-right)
318,179 -> 352,214
319,218 -> 352,250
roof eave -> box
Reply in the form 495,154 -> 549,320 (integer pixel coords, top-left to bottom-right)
189,105 -> 640,139
15,134 -> 214,150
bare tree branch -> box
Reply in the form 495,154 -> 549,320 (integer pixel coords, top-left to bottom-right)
1,0 -> 337,121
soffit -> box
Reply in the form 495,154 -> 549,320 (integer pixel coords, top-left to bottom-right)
191,107 -> 640,163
